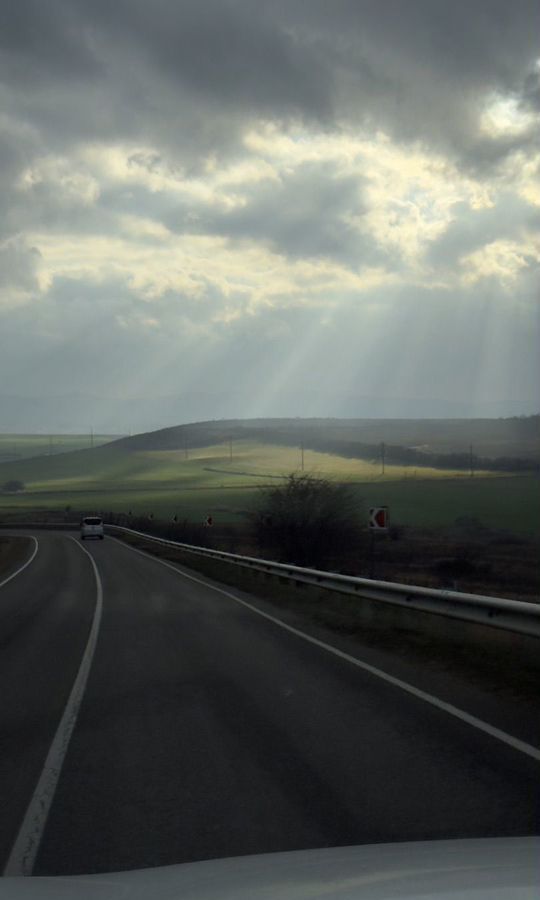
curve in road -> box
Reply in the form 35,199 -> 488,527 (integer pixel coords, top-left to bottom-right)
0,531 -> 538,877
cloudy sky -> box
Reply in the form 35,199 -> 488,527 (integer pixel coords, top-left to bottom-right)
1,0 -> 539,424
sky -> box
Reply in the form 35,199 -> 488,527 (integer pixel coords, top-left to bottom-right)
1,0 -> 539,426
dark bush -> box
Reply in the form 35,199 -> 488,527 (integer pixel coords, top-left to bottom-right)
2,479 -> 25,493
251,473 -> 364,568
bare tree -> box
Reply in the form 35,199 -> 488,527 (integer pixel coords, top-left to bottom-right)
252,474 -> 364,568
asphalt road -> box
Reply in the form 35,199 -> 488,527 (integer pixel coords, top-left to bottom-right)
0,531 -> 538,876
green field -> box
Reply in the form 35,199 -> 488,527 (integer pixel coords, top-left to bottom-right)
0,438 -> 500,491
0,437 -> 538,534
0,433 -> 119,462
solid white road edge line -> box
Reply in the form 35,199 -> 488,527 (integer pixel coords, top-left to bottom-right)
113,536 -> 540,765
0,536 -> 39,590
3,537 -> 103,877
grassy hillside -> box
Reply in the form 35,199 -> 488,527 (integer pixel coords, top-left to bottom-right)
110,416 -> 540,460
0,434 -> 538,535
0,433 -> 119,462
0,438 -> 499,490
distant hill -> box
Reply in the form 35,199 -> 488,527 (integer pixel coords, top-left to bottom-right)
109,416 -> 540,464
0,418 -> 538,489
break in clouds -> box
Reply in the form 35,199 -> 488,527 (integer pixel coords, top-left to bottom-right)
0,0 -> 539,427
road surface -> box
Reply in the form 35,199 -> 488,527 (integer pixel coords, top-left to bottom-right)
0,530 -> 538,876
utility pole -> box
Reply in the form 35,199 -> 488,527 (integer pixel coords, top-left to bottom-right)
469,444 -> 474,478
380,441 -> 385,476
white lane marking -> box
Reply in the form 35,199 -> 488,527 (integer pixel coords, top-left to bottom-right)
0,537 -> 39,590
113,537 -> 540,764
3,537 -> 103,876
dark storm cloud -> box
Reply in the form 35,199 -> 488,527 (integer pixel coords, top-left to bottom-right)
0,0 -> 100,84
307,0 -> 538,87
1,0 -> 331,113
212,165 -> 363,260
0,133 -> 32,240
105,0 -> 332,120
523,69 -> 540,112
0,125 -> 32,182
1,0 -> 538,419
0,0 -> 332,167
1,0 -> 538,165
316,0 -> 540,168
165,161 -> 389,265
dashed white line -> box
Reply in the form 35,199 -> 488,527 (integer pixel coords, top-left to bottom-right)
113,536 -> 540,765
0,536 -> 39,590
3,537 -> 103,876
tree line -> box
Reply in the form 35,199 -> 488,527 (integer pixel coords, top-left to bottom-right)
263,435 -> 539,472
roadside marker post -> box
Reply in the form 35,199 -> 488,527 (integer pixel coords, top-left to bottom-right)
369,507 -> 389,530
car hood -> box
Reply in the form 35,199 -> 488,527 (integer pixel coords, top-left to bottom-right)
0,837 -> 538,900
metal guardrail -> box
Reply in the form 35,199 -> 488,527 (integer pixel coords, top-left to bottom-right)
105,524 -> 540,639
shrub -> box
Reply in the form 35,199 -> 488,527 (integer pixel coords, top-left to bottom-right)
2,479 -> 25,493
251,473 -> 364,568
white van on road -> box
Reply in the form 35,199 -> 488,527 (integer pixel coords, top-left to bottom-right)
80,516 -> 104,540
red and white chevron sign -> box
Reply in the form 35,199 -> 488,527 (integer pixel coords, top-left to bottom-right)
369,507 -> 388,530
